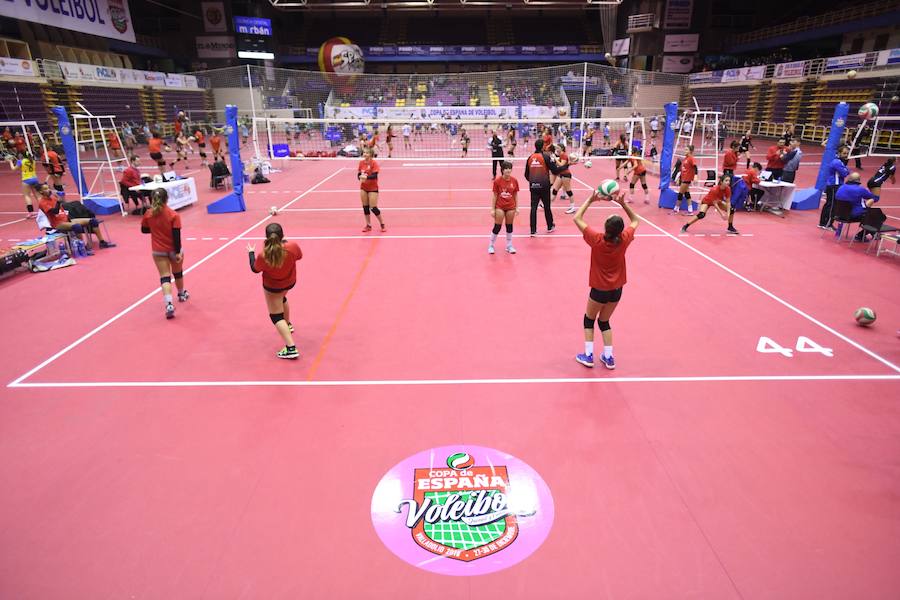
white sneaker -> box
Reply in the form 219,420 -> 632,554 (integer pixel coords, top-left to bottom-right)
488,245 -> 495,254
506,245 -> 516,254
565,205 -> 576,214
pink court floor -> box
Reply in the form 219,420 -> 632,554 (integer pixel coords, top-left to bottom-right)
1,144 -> 899,598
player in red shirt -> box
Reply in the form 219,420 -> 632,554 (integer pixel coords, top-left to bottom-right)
681,174 -> 733,234
147,132 -> 170,172
385,125 -> 394,158
141,188 -> 189,319
41,146 -> 66,197
193,128 -> 208,167
358,147 -> 385,232
119,156 -> 150,214
673,145 -> 696,215
37,184 -> 115,251
247,222 -> 303,359
573,185 -> 639,369
551,143 -> 577,214
624,148 -> 650,204
489,160 -> 520,255
722,140 -> 739,177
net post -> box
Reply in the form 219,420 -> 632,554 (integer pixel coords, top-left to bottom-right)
657,101 -> 679,209
792,102 -> 849,210
580,62 -> 588,153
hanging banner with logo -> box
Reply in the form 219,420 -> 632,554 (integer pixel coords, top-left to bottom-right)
688,71 -> 723,83
325,105 -> 558,121
201,1 -> 227,32
877,47 -> 900,66
663,33 -> 699,53
662,55 -> 695,73
165,74 -> 185,88
611,38 -> 630,57
664,0 -> 694,30
0,58 -> 36,77
773,60 -> 806,79
824,52 -> 867,72
0,0 -> 135,43
721,66 -> 766,83
196,36 -> 236,58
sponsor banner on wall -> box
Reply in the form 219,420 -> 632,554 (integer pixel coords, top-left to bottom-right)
611,38 -> 630,57
165,74 -> 185,88
142,71 -> 166,85
688,71 -> 723,83
877,47 -> 900,66
824,52 -> 867,71
721,66 -> 766,83
0,0 -> 134,43
325,105 -> 559,121
662,55 -> 695,73
196,35 -> 236,58
664,0 -> 694,30
663,33 -> 699,53
183,75 -> 198,89
201,1 -> 227,32
773,60 -> 806,79
0,58 -> 36,77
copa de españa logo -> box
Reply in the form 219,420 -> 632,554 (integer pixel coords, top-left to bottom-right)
371,445 -> 554,576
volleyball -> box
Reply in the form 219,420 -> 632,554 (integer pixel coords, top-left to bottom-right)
597,179 -> 619,197
847,70 -> 857,79
858,102 -> 879,120
584,159 -> 593,168
318,37 -> 364,93
854,307 -> 876,326
269,206 -> 278,216
187,136 -> 196,142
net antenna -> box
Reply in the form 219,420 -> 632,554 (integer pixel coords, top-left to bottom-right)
674,97 -> 721,189
72,102 -> 130,215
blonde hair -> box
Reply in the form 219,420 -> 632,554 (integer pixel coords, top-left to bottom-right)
151,187 -> 168,216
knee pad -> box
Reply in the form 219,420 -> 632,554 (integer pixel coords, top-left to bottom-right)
160,276 -> 171,284
685,192 -> 691,200
696,211 -> 706,219
371,206 -> 381,216
492,223 -> 502,235
641,183 -> 648,191
505,223 -> 513,233
173,271 -> 183,280
730,206 -> 736,215
71,223 -> 84,234
269,312 -> 285,325
363,205 -> 371,215
583,314 -> 595,329
567,191 -> 573,197
629,183 -> 636,191
598,320 -> 611,332
53,184 -> 64,192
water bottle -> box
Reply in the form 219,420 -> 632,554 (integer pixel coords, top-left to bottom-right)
75,239 -> 86,257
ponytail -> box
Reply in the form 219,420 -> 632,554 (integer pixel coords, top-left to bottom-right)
604,215 -> 625,244
151,188 -> 168,216
263,222 -> 286,268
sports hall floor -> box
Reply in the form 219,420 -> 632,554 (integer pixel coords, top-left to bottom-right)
1,142 -> 899,598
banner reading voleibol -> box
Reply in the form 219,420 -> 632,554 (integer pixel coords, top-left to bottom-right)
0,0 -> 134,43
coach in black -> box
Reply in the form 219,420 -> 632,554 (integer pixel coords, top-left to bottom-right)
524,139 -> 566,235
490,130 -> 504,178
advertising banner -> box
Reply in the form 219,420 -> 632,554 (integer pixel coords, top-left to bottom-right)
0,0 -> 135,43
824,52 -> 867,71
196,35 -> 236,58
773,60 -> 806,78
0,58 -> 36,77
663,33 -> 699,53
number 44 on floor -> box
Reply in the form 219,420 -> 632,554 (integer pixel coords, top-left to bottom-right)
756,336 -> 834,358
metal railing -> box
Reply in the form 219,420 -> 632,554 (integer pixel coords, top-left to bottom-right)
724,118 -> 899,149
626,13 -> 656,32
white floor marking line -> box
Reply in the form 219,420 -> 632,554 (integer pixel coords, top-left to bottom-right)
9,374 -> 900,389
574,174 -> 900,374
0,218 -> 26,227
236,233 -> 736,241
7,168 -> 347,388
305,188 -> 592,193
279,205 -> 615,212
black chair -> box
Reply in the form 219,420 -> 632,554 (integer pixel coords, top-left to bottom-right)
209,163 -> 231,190
822,200 -> 855,241
851,206 -> 900,254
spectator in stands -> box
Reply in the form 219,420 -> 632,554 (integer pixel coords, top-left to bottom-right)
819,145 -> 850,229
765,138 -> 787,180
781,140 -> 803,183
2,126 -> 12,151
119,156 -> 150,214
834,173 -> 879,241
37,184 -> 115,249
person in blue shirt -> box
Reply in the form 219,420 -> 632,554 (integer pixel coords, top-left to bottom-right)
834,173 -> 879,241
819,145 -> 850,229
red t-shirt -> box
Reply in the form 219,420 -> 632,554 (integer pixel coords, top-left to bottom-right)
583,225 -> 635,291
254,241 -> 302,290
43,150 -> 62,174
629,157 -> 646,175
148,138 -> 163,154
557,151 -> 571,176
14,135 -> 26,152
741,170 -> 761,186
211,136 -> 222,151
107,131 -> 120,150
141,205 -> 181,252
120,166 -> 141,187
702,185 -> 731,206
358,159 -> 379,192
723,149 -> 737,170
542,133 -> 553,148
766,145 -> 784,169
39,196 -> 68,229
492,175 -> 519,211
194,131 -> 205,144
681,156 -> 696,182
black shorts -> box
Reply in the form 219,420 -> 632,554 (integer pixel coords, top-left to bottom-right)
584,140 -> 592,147
867,178 -> 885,189
198,143 -> 206,148
264,283 -> 295,294
150,152 -> 163,162
559,173 -> 572,179
590,287 -> 623,303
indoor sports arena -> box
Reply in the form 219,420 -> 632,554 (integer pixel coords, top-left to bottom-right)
1,0 -> 899,597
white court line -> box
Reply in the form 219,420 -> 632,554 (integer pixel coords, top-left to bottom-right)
237,233 -> 756,241
279,205 -> 614,212
401,163 -> 493,167
7,168 -> 347,388
0,218 -> 26,227
305,188 -> 574,193
572,174 -> 900,375
8,374 -> 900,389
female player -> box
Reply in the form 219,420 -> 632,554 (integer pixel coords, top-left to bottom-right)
624,148 -> 650,204
8,151 -> 39,218
723,140 -> 739,178
41,145 -> 66,198
193,127 -> 208,168
673,145 -> 696,215
680,174 -> 734,234
506,127 -> 517,157
170,131 -> 191,170
358,147 -> 385,232
550,144 -> 576,214
613,134 -> 630,181
140,188 -> 188,319
867,157 -> 896,197
738,130 -> 754,169
147,131 -> 170,173
489,160 -> 519,255
460,127 -> 470,158
210,130 -> 225,160
385,124 -> 395,158
247,222 -> 302,359
573,186 -> 639,369
581,124 -> 594,158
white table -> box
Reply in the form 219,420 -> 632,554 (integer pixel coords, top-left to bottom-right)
130,177 -> 198,211
757,181 -> 795,217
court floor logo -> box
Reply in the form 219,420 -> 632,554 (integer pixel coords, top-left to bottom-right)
371,445 -> 554,576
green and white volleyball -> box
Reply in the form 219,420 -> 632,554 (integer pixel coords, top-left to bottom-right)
854,307 -> 876,326
447,452 -> 475,470
597,179 -> 619,197
858,103 -> 879,120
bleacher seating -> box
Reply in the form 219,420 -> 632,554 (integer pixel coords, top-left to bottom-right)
159,90 -> 210,122
77,86 -> 143,123
0,81 -> 53,132
687,85 -> 753,121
